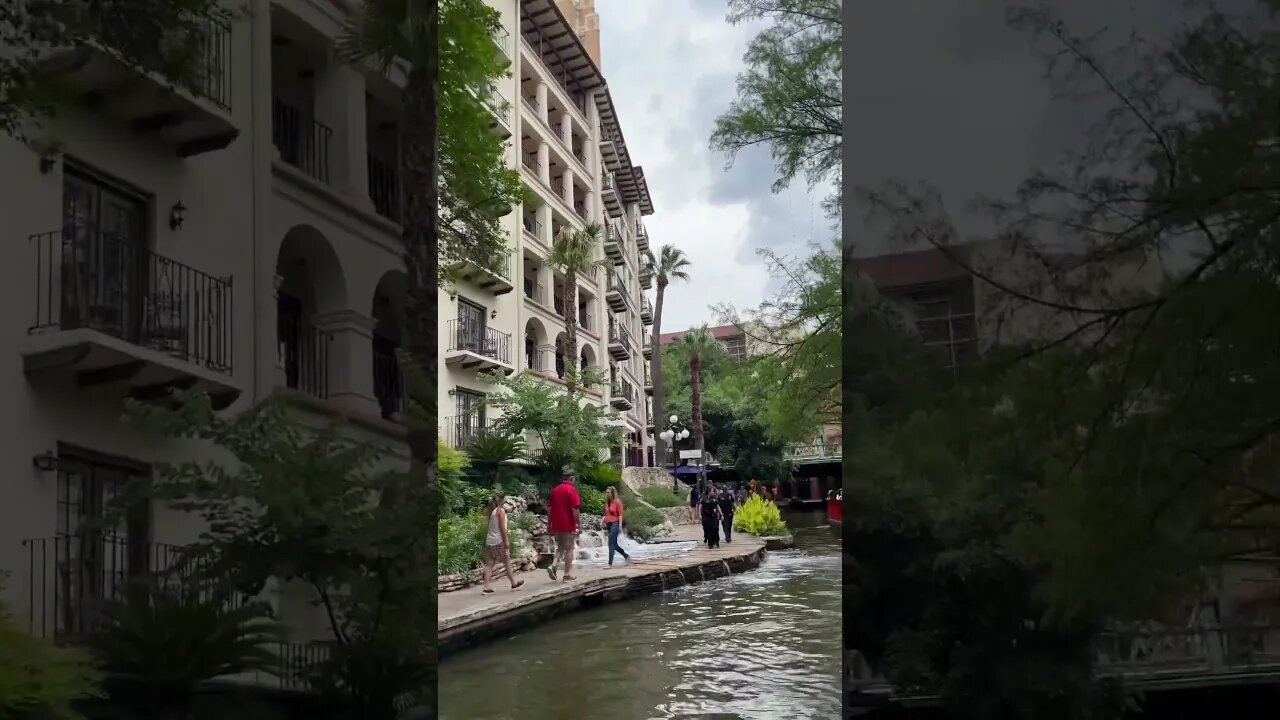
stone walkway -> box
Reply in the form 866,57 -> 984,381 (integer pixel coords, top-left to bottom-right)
438,523 -> 768,654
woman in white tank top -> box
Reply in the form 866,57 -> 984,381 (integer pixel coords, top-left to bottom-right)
481,492 -> 525,593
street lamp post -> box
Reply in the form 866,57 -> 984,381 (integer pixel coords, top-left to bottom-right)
658,413 -> 691,493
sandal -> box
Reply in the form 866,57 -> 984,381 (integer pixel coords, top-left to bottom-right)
563,575 -> 577,582
511,580 -> 525,591
482,588 -> 494,594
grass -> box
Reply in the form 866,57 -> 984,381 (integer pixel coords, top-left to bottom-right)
640,486 -> 688,508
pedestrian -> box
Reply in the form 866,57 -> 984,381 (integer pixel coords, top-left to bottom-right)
690,483 -> 700,508
546,470 -> 582,583
603,486 -> 631,566
701,486 -> 722,548
717,485 -> 736,544
480,492 -> 525,594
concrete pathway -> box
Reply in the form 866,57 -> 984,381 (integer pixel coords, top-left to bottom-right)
438,524 -> 768,654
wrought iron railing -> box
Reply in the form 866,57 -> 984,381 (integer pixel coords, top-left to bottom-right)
373,343 -> 405,420
553,293 -> 566,317
491,26 -> 511,55
608,321 -> 633,350
579,310 -> 593,335
29,228 -> 233,373
523,279 -> 545,306
272,97 -> 331,183
522,216 -> 542,241
522,153 -> 541,174
446,321 -> 512,365
601,171 -> 615,190
612,377 -> 635,404
22,535 -> 248,639
641,297 -> 653,316
278,315 -> 331,399
550,177 -> 565,199
440,414 -> 491,449
487,85 -> 511,127
367,154 -> 400,221
785,442 -> 842,460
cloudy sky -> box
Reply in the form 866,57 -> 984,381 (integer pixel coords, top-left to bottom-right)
597,0 -> 833,333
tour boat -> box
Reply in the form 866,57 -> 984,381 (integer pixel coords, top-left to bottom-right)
827,493 -> 843,524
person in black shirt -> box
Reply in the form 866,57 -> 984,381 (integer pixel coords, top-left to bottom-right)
700,486 -> 722,548
717,486 -> 736,544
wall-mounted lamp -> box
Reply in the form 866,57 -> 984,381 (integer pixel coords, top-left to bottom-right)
449,293 -> 457,302
490,308 -> 498,319
169,201 -> 187,231
39,152 -> 60,175
32,452 -> 58,472
447,389 -> 457,396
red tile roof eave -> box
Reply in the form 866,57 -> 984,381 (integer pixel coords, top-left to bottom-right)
854,248 -> 972,290
658,324 -> 743,345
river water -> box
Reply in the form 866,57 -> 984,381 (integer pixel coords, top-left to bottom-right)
438,509 -> 843,720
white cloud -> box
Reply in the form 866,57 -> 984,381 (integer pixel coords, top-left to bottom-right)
596,0 -> 817,333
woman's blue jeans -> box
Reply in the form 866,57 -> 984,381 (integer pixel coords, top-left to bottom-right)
608,521 -> 629,565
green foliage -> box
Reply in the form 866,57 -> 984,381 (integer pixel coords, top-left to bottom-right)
577,485 -> 606,516
126,392 -> 435,714
484,367 -> 624,474
711,0 -> 841,196
734,495 -> 788,536
437,510 -> 531,578
579,463 -> 622,490
0,581 -> 101,720
0,0 -> 228,140
86,585 -> 283,691
438,439 -> 470,516
640,486 -> 686,508
622,496 -> 665,542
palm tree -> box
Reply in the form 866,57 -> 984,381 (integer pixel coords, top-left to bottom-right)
550,222 -> 604,397
671,327 -> 716,489
648,245 -> 690,465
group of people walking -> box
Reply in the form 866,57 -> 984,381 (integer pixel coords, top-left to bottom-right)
692,483 -> 740,549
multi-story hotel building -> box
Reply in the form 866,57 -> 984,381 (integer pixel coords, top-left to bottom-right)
551,0 -> 602,67
0,0 -> 652,683
443,0 -> 656,468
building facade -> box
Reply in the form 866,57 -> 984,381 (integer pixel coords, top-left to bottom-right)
441,0 -> 655,467
552,0 -> 602,67
0,0 -> 653,682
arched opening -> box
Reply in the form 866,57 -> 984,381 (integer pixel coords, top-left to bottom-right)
275,225 -> 347,398
554,332 -> 569,379
524,317 -> 548,372
372,270 -> 407,420
580,343 -> 597,374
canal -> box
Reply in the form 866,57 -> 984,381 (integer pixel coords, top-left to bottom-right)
438,509 -> 842,720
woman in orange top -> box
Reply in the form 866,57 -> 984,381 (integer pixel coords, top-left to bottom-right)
603,486 -> 631,566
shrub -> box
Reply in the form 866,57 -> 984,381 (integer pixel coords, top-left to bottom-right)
641,486 -> 687,508
578,485 -> 606,516
624,499 -> 665,537
580,463 -> 622,490
734,494 -> 788,536
438,510 -> 531,578
0,582 -> 101,719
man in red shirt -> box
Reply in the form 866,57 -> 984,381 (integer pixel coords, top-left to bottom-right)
546,471 -> 582,582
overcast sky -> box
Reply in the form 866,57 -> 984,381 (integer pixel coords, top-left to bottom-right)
598,0 -> 834,333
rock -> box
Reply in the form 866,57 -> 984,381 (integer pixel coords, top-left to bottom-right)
580,514 -> 604,531
503,495 -> 529,516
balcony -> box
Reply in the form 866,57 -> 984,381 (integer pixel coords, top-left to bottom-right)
444,321 -> 515,374
608,322 -> 631,360
487,86 -> 513,138
492,26 -> 512,60
641,297 -> 653,325
610,377 -> 635,411
278,316 -> 331,400
24,228 -> 238,408
636,222 -> 650,252
642,337 -> 653,360
605,272 -> 628,313
522,216 -> 545,246
37,9 -> 236,157
640,262 -> 654,290
448,249 -> 514,296
578,310 -> 595,336
440,414 -> 493,450
367,154 -> 400,223
273,98 -> 332,184
644,366 -> 653,395
22,534 -> 249,640
603,225 -> 624,265
599,128 -> 620,169
601,171 -> 621,216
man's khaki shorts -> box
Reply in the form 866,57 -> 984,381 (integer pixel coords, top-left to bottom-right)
554,532 -> 576,555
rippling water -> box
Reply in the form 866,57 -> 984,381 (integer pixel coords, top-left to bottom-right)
439,510 -> 842,720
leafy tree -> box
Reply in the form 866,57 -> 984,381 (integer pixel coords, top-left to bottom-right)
0,0 -> 227,140
669,328 -> 719,487
711,0 -> 842,199
647,244 -> 691,463
0,581 -> 101,720
127,394 -> 434,719
484,367 -> 624,477
550,222 -> 605,396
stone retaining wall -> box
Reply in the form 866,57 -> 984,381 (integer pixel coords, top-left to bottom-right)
622,466 -> 674,491
662,506 -> 698,525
